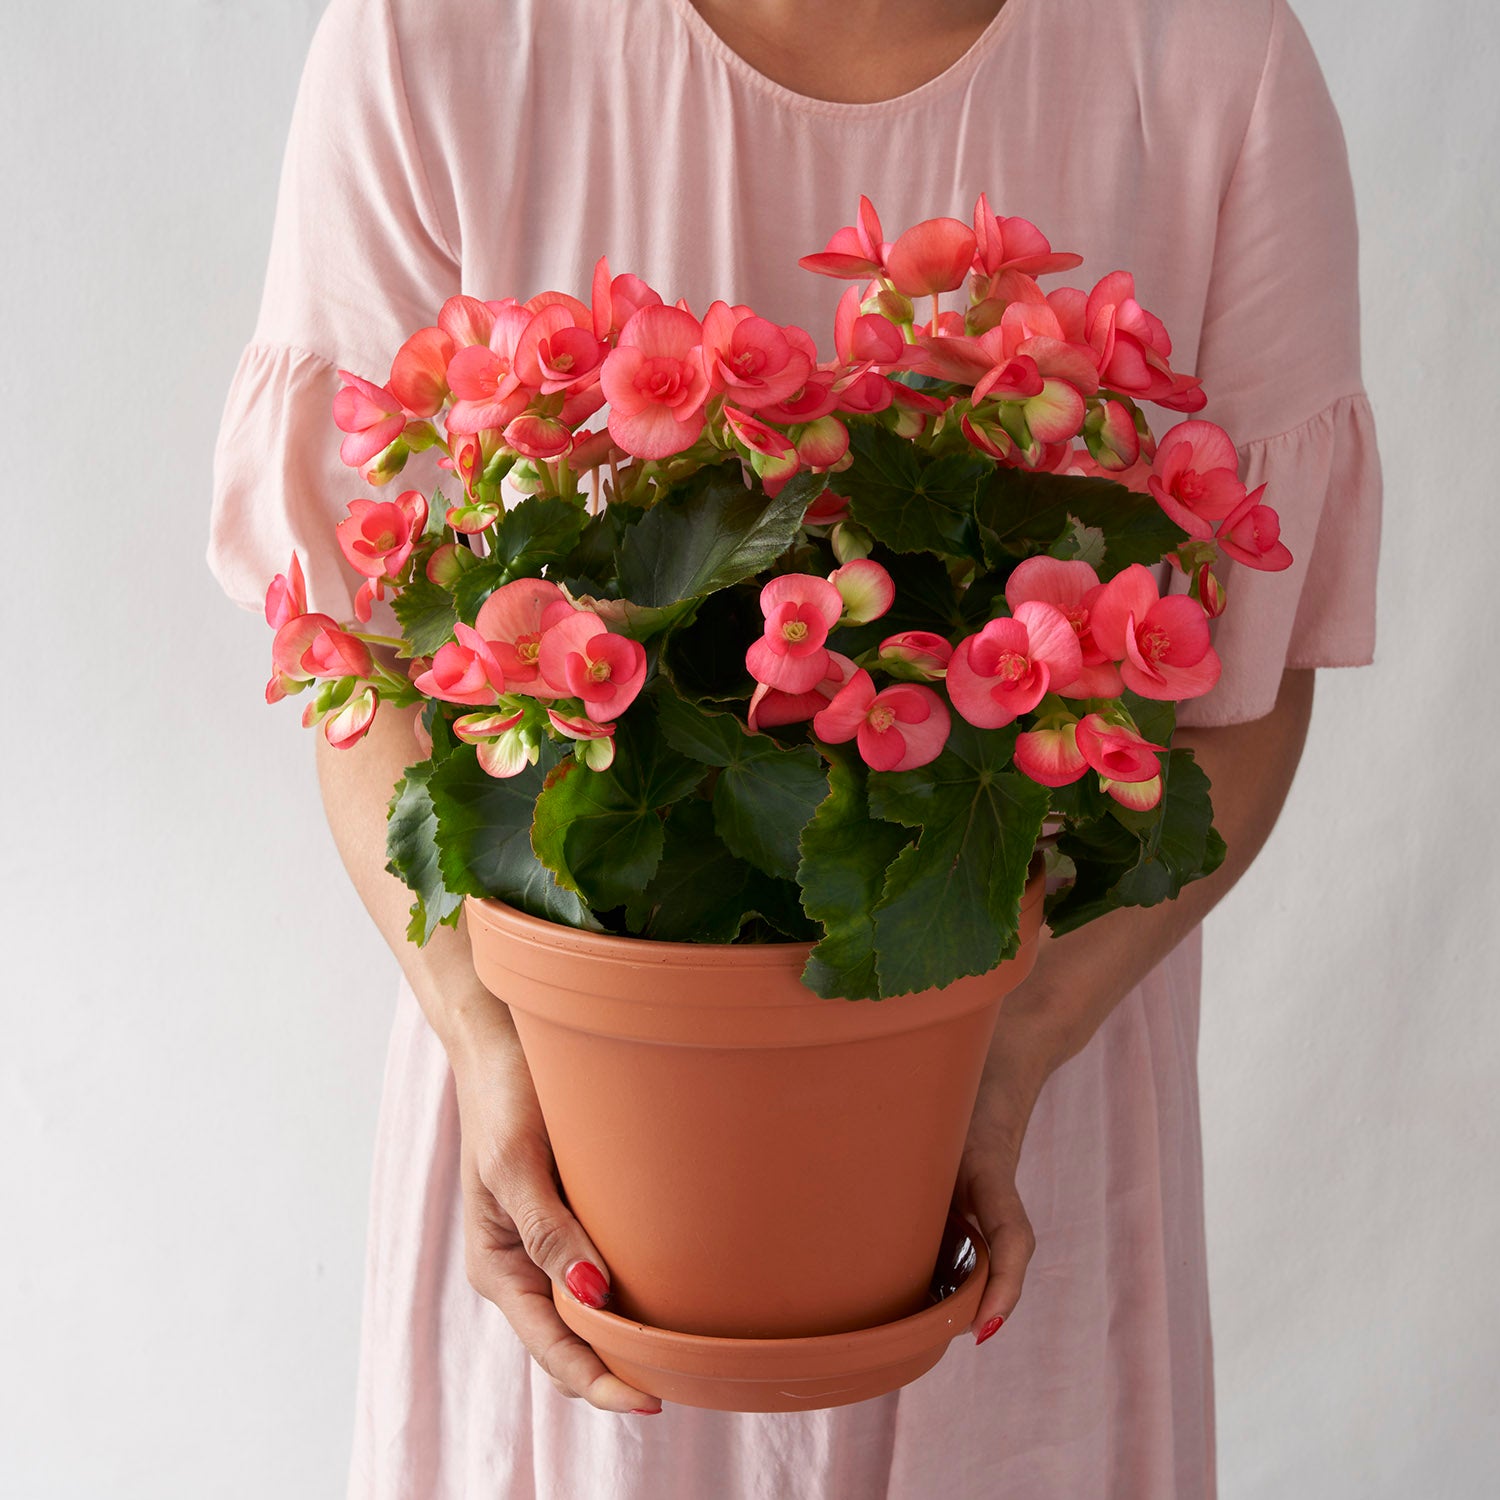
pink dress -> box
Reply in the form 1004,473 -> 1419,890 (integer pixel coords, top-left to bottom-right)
209,1 -> 1382,1494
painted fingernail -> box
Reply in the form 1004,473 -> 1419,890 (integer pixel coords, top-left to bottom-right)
631,1407 -> 662,1415
975,1315 -> 1004,1346
565,1260 -> 611,1309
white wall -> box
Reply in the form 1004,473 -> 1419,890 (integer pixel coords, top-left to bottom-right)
1,3 -> 1494,1497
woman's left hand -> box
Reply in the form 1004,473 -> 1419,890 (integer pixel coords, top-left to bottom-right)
951,1026 -> 1054,1346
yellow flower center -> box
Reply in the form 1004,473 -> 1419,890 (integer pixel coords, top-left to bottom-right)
783,619 -> 809,643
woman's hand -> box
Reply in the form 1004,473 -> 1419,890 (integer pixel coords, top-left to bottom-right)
951,1018 -> 1054,1346
451,1022 -> 663,1415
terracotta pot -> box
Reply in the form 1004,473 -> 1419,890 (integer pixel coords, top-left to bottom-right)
464,868 -> 1044,1401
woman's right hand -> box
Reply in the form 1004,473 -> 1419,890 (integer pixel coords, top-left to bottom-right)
450,1021 -> 663,1415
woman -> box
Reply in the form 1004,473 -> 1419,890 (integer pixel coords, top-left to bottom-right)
210,0 -> 1381,1493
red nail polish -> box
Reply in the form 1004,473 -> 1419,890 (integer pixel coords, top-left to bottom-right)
975,1315 -> 1004,1346
565,1260 -> 611,1309
631,1407 -> 662,1415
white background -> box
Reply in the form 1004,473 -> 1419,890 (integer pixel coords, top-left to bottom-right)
2,2 -> 1496,1496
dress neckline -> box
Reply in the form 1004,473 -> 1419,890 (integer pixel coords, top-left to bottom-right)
663,0 -> 1030,119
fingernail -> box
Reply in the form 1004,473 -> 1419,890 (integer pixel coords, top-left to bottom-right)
631,1407 -> 662,1415
565,1260 -> 610,1309
975,1315 -> 1004,1346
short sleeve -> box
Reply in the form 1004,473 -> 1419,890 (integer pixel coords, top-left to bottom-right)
1175,0 -> 1382,728
208,0 -> 460,618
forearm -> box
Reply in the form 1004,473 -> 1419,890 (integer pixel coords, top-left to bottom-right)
989,667 -> 1317,1099
313,695 -> 515,1066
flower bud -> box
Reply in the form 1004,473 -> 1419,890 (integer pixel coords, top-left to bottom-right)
831,521 -> 873,563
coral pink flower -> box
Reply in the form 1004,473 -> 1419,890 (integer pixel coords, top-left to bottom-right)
445,303 -> 535,434
590,257 -> 666,340
828,558 -> 894,624
389,325 -> 456,417
1216,486 -> 1294,571
437,294 -> 501,350
271,614 -> 372,689
1074,713 -> 1164,783
1014,722 -> 1088,787
971,195 -> 1083,278
336,491 -> 427,581
803,489 -> 851,526
323,686 -> 379,749
798,195 -> 888,281
745,574 -> 845,693
1147,421 -> 1246,538
514,302 -> 607,396
547,709 -> 617,771
700,303 -> 814,410
813,671 -> 951,772
454,707 -> 534,778
1003,555 -> 1122,699
1088,564 -> 1221,700
599,305 -> 711,459
333,371 -> 406,469
263,554 -> 307,632
536,612 -> 647,722
722,405 -> 801,495
474,578 -> 570,693
884,217 -> 979,297
947,602 -> 1083,728
1081,272 -> 1205,412
412,623 -> 507,706
1101,774 -> 1163,811
877,630 -> 952,680
747,650 -> 857,731
503,412 -> 574,460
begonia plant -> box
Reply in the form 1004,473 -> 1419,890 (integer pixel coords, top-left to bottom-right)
259,194 -> 1292,1000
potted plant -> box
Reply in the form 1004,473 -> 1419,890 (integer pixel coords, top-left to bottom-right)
258,193 -> 1290,1410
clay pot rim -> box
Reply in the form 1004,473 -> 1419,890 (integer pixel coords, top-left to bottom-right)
466,861 -> 1046,971
555,1218 -> 990,1383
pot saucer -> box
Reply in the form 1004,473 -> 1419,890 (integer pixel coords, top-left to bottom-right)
553,1215 -> 989,1413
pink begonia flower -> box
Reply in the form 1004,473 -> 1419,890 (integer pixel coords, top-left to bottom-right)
1101,774 -> 1163,811
263,554 -> 307,632
747,650 -> 857,731
884,218 -> 979,297
803,489 -> 851,526
1003,556 -> 1122,699
336,491 -> 427,582
445,302 -> 535,435
792,415 -> 850,468
412,623 -> 507,707
745,574 -> 845,694
547,709 -> 617,772
947,602 -> 1083,728
333,371 -> 406,469
973,364 -> 1086,447
1082,398 -> 1141,470
453,707 -> 535,779
389,325 -> 456,417
1074,712 -> 1164,783
1147,421 -> 1245,538
437,294 -> 501,350
700,302 -> 814,410
323,686 -> 379,750
877,631 -> 953,681
827,558 -> 894,624
271,614 -> 372,690
590,255 -> 666,340
536,611 -> 647,722
1080,272 -> 1205,413
1088,563 -> 1221,701
722,405 -> 801,496
474,578 -> 571,694
514,301 -> 607,396
798,195 -> 888,280
503,412 -> 574,460
1216,486 -> 1294,571
833,369 -> 896,416
813,671 -> 951,773
599,305 -> 711,459
1014,722 -> 1089,787
970,195 -> 1083,278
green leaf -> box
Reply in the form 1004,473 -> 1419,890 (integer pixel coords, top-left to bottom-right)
427,742 -> 600,929
558,501 -> 642,587
616,467 -> 824,608
657,585 -> 760,702
974,467 -> 1187,579
1046,748 -> 1223,934
385,762 -> 464,945
423,487 -> 452,537
490,493 -> 589,573
839,423 -> 985,560
392,574 -> 459,656
796,752 -> 912,1000
530,711 -> 706,911
653,685 -> 828,880
865,719 -> 1052,996
450,558 -> 511,622
624,798 -> 813,942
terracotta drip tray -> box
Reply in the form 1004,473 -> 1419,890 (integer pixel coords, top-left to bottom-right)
553,1215 -> 989,1413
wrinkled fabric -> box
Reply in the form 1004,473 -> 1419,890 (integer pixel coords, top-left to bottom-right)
208,0 -> 1382,1494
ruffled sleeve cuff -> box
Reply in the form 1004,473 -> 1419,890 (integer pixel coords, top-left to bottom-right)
1176,391 -> 1382,728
